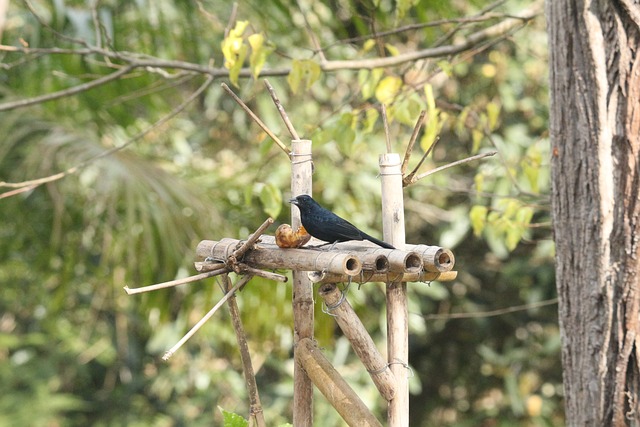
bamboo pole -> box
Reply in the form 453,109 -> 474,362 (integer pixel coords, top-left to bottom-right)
318,283 -> 397,401
379,152 -> 410,427
295,338 -> 384,427
291,139 -> 314,427
196,238 -> 362,276
308,270 -> 458,285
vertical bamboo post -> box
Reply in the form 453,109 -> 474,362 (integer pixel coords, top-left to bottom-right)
379,152 -> 409,427
291,139 -> 314,427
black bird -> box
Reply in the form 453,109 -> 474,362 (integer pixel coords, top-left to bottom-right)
289,194 -> 395,249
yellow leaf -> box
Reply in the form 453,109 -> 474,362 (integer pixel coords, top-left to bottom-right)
363,39 -> 376,52
229,44 -> 248,87
287,60 -> 321,94
486,101 -> 501,131
470,205 -> 488,237
229,20 -> 249,39
375,75 -> 402,103
385,43 -> 400,56
248,33 -> 273,79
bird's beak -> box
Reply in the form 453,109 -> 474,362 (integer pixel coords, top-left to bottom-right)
289,198 -> 298,205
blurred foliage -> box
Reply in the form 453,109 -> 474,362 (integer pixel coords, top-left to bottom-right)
0,0 -> 557,426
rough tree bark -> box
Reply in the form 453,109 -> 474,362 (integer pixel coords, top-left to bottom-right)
547,0 -> 640,425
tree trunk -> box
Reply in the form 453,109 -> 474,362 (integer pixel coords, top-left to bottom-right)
546,0 -> 640,425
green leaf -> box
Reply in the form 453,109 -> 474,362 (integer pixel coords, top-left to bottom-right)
219,407 -> 249,427
362,108 -> 379,133
486,101 -> 501,131
396,0 -> 418,20
375,75 -> 402,104
474,172 -> 484,194
287,59 -> 321,94
385,43 -> 400,56
470,205 -> 488,237
259,183 -> 282,219
516,206 -> 534,226
505,226 -> 522,251
359,68 -> 384,100
362,39 -> 376,52
471,129 -> 483,153
248,33 -> 273,79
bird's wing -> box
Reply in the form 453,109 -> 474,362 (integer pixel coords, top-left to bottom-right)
306,212 -> 363,242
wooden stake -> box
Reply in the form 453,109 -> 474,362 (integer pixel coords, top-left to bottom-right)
222,274 -> 267,427
291,139 -> 314,427
379,153 -> 410,427
318,283 -> 397,401
295,338 -> 383,427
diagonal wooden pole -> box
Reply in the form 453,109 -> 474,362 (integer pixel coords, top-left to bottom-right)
380,152 -> 410,427
291,139 -> 314,426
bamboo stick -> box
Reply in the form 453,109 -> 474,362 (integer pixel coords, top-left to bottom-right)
318,283 -> 397,401
379,152 -> 410,427
295,338 -> 384,427
308,270 -> 458,284
222,275 -> 267,427
196,238 -> 362,276
291,139 -> 314,427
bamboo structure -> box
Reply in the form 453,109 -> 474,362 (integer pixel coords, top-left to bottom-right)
318,283 -> 396,401
380,152 -> 410,427
290,139 -> 314,427
295,338 -> 384,427
126,86 -> 467,426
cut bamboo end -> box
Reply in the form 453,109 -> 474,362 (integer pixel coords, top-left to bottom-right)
387,250 -> 422,273
406,244 -> 455,272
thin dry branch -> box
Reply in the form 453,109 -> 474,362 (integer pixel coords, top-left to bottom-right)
162,274 -> 253,361
0,0 -> 543,112
264,79 -> 300,140
381,104 -> 392,153
401,110 -> 426,175
222,274 -> 267,427
403,136 -> 441,186
220,83 -> 291,157
0,75 -> 215,197
423,298 -> 558,320
0,65 -> 134,112
124,267 -> 228,295
409,151 -> 497,184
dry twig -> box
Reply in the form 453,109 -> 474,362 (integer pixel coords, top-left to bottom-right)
220,83 -> 290,157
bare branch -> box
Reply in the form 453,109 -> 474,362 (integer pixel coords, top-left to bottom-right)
408,151 -> 497,185
381,104 -> 392,153
401,110 -> 426,175
422,298 -> 558,321
124,267 -> 228,295
404,136 -> 440,186
221,83 -> 291,157
264,79 -> 300,140
0,65 -> 134,112
0,75 -> 214,196
162,274 -> 253,360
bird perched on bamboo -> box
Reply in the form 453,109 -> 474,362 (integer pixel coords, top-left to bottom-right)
289,194 -> 394,249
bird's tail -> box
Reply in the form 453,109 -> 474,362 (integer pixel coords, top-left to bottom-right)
362,232 -> 395,249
